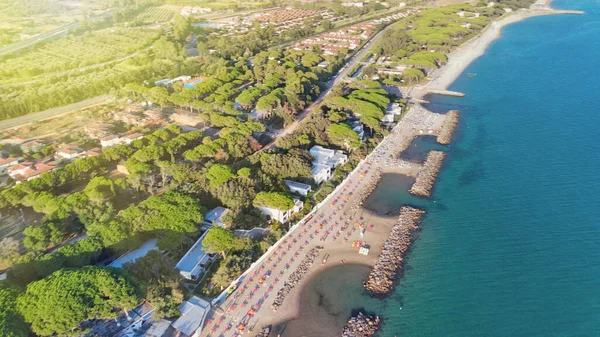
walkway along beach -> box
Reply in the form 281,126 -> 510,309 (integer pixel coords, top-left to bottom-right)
199,3 -> 585,337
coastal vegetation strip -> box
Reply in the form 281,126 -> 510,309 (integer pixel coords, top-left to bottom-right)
364,206 -> 425,298
437,110 -> 460,145
341,312 -> 381,337
409,151 -> 447,198
271,246 -> 323,312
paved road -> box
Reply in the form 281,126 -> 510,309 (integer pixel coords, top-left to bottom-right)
0,96 -> 112,131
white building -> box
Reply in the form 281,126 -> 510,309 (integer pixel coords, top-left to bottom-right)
309,145 -> 348,168
175,231 -> 215,280
352,121 -> 365,140
284,180 -> 312,196
202,207 -> 230,229
312,163 -> 331,185
100,134 -> 122,148
171,296 -> 211,337
309,145 -> 347,184
382,113 -> 395,123
257,198 -> 304,223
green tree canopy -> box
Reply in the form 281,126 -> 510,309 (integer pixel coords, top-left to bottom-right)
207,164 -> 236,187
327,123 -> 361,150
17,266 -> 142,336
0,282 -> 28,337
202,227 -> 238,258
253,191 -> 294,210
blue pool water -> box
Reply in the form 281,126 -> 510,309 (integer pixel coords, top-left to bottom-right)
294,1 -> 600,336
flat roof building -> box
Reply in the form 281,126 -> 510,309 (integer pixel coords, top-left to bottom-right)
284,180 -> 312,196
175,231 -> 215,280
202,207 -> 230,229
171,296 -> 211,337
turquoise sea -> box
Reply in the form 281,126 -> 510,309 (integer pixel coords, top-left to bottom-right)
286,1 -> 600,336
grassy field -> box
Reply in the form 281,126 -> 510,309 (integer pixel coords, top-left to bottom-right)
134,5 -> 178,24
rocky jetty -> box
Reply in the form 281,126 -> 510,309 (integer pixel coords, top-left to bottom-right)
341,312 -> 381,337
409,150 -> 446,197
272,246 -> 323,312
364,207 -> 425,298
437,110 -> 460,145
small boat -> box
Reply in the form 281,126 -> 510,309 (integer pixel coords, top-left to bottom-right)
467,72 -> 477,78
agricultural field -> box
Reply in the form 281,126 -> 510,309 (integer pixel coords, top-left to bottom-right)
0,27 -> 161,83
0,0 -> 109,47
134,5 -> 177,24
166,0 -> 271,11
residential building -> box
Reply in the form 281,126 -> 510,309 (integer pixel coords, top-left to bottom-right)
352,121 -> 365,140
7,160 -> 57,182
109,239 -> 158,268
169,111 -> 204,128
202,206 -> 231,229
389,102 -> 403,115
0,157 -> 20,174
55,143 -> 98,162
101,134 -> 122,148
121,133 -> 144,145
257,198 -> 303,223
312,163 -> 331,185
142,319 -> 172,337
382,113 -> 395,123
171,297 -> 211,337
309,145 -> 348,168
284,180 -> 312,196
175,231 -> 215,280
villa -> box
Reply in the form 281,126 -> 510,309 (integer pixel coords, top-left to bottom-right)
284,180 -> 312,196
202,207 -> 231,229
175,231 -> 215,280
257,198 -> 304,224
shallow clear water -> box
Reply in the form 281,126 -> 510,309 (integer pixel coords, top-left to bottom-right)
289,2 -> 600,336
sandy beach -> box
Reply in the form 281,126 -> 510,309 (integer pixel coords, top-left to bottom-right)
415,3 -> 583,97
198,3 -> 584,337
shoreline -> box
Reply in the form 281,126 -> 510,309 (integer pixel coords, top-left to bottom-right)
200,5 -> 585,337
414,6 -> 583,98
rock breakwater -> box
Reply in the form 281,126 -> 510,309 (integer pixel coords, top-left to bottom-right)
437,110 -> 460,145
364,206 -> 425,298
341,312 -> 381,337
272,246 -> 323,312
409,150 -> 446,197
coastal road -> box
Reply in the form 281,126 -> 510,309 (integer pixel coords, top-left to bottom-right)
0,96 -> 112,132
200,96 -> 448,337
